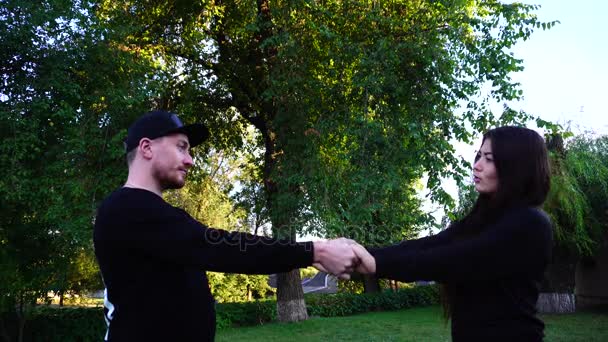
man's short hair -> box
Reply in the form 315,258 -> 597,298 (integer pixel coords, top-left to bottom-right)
126,148 -> 137,167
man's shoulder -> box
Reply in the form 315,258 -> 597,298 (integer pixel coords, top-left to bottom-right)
94,188 -> 177,241
99,187 -> 160,209
96,188 -> 169,224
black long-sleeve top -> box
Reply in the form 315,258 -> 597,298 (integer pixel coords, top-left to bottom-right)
370,206 -> 553,341
93,188 -> 314,342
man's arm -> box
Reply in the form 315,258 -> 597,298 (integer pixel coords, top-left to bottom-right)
105,208 -> 356,276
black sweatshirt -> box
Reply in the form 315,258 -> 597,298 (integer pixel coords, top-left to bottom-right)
371,206 -> 552,342
93,187 -> 314,342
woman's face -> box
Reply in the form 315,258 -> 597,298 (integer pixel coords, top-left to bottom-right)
473,138 -> 499,194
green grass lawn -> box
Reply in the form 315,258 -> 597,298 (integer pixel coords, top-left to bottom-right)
216,306 -> 608,342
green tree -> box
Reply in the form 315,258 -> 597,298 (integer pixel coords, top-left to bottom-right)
0,1 -> 160,339
540,133 -> 608,312
442,181 -> 478,228
545,134 -> 608,256
93,0 -> 555,321
207,272 -> 275,303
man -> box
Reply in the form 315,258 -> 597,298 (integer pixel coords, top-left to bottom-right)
94,110 -> 357,341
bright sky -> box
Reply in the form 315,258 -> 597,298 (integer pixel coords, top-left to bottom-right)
457,0 -> 608,176
508,0 -> 608,134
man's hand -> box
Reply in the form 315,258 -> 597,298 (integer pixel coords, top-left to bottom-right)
312,239 -> 358,280
350,243 -> 376,274
330,238 -> 376,274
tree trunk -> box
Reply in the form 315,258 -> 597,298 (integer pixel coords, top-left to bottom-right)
363,274 -> 381,293
218,0 -> 308,323
0,317 -> 12,342
59,290 -> 64,307
17,319 -> 24,342
276,269 -> 308,322
262,123 -> 308,321
17,295 -> 25,342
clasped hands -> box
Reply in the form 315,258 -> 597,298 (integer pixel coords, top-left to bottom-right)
312,238 -> 376,280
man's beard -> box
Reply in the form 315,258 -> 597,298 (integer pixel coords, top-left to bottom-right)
153,166 -> 185,191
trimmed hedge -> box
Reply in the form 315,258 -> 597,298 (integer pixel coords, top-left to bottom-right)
306,285 -> 439,317
216,285 -> 439,328
215,300 -> 276,329
5,285 -> 439,341
0,306 -> 107,342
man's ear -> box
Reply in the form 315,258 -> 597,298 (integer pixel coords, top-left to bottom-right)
139,138 -> 153,160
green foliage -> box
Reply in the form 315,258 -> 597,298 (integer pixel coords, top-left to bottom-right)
215,300 -> 277,330
544,134 -> 608,256
51,248 -> 104,300
93,0 -> 556,244
17,285 -> 439,340
216,282 -> 440,322
208,272 -> 275,304
0,1 -> 161,339
443,181 -> 478,226
306,285 -> 440,317
165,149 -> 248,231
270,0 -> 554,244
337,279 -> 365,294
300,266 -> 319,281
1,306 -> 106,342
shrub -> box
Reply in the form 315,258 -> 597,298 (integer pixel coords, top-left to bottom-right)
215,299 -> 276,329
8,285 -> 439,340
27,306 -> 105,342
306,285 -> 439,317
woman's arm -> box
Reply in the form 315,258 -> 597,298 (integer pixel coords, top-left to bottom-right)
368,208 -> 552,283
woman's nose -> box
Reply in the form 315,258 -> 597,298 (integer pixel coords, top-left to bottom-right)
473,159 -> 482,171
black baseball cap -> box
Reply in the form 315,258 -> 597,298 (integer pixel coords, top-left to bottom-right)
124,110 -> 209,152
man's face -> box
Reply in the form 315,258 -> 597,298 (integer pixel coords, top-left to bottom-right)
150,133 -> 193,190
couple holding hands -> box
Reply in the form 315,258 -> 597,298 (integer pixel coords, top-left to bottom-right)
94,111 -> 552,342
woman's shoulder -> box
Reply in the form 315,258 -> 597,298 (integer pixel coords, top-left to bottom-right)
503,206 -> 552,230
514,206 -> 550,220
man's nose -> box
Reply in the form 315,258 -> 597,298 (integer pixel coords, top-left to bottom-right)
184,154 -> 194,168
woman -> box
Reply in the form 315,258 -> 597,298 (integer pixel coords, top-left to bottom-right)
353,126 -> 553,341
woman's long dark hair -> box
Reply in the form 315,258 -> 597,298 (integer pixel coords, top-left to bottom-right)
441,126 -> 551,320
